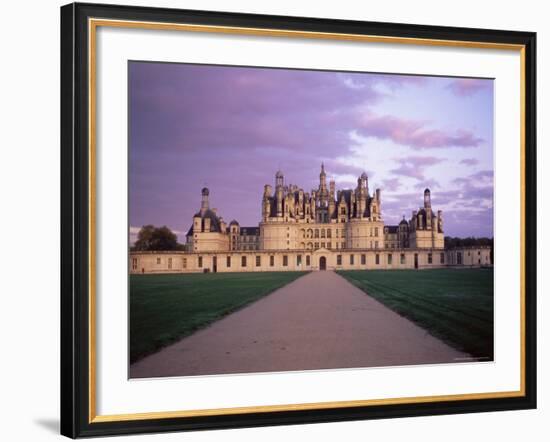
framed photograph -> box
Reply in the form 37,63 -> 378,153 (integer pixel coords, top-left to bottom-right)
60,2 -> 536,438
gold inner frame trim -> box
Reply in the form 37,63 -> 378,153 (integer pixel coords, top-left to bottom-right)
88,17 -> 527,424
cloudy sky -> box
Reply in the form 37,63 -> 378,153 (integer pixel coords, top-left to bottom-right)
129,61 -> 494,243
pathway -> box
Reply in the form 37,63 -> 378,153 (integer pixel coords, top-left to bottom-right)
130,271 -> 468,378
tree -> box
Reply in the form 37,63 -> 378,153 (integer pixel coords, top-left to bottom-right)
133,225 -> 180,251
133,224 -> 155,251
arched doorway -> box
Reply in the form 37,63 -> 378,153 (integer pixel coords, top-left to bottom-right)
319,256 -> 327,271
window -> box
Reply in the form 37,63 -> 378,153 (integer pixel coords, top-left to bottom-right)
321,242 -> 325,248
375,241 -> 379,249
314,242 -> 319,249
440,253 -> 445,264
428,253 -> 433,264
361,254 -> 366,265
226,256 -> 231,267
270,255 -> 275,267
350,254 -> 354,265
400,253 -> 405,264
306,255 -> 310,266
168,257 -> 172,269
327,229 -> 332,238
321,229 -> 325,238
337,255 -> 342,265
156,257 -> 161,265
328,242 -> 332,249
297,255 -> 302,266
314,229 -> 319,238
457,252 -> 462,264
132,258 -> 137,270
340,207 -> 345,214
256,256 -> 261,267
375,254 -> 380,265
183,258 -> 187,269
283,255 -> 288,266
241,256 -> 247,267
198,256 -> 203,268
341,241 -> 345,249
388,254 -> 392,265
375,227 -> 379,236
341,229 -> 345,238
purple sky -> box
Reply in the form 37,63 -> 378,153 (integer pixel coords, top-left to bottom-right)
129,62 -> 494,243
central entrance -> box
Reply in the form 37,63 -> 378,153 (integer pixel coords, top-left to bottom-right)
319,256 -> 327,271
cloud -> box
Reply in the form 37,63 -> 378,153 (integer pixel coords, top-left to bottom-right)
389,156 -> 444,180
381,178 -> 400,191
447,79 -> 492,97
354,114 -> 483,149
130,63 -> 384,159
343,73 -> 427,92
414,178 -> 440,190
460,158 -> 479,166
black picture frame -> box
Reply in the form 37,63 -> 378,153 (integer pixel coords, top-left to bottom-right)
60,2 -> 537,438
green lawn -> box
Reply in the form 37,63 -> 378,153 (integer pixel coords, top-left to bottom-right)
337,269 -> 494,360
130,271 -> 305,363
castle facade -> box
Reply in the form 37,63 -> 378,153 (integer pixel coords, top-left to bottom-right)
130,166 -> 491,273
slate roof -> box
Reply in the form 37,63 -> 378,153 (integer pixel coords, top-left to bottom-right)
188,209 -> 223,234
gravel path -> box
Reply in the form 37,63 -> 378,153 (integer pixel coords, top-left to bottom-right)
130,271 -> 468,378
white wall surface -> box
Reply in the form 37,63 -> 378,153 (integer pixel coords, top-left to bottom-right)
0,0 -> 547,440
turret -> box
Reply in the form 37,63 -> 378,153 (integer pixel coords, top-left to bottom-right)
200,187 -> 209,214
275,170 -> 284,188
360,172 -> 368,194
424,188 -> 431,209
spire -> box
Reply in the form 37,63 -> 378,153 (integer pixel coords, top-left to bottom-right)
319,163 -> 327,191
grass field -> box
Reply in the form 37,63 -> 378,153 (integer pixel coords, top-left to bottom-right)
130,271 -> 305,363
337,269 -> 494,360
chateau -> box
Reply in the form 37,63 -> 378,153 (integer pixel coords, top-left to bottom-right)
130,166 -> 491,273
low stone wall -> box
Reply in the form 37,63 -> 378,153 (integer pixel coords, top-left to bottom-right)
130,247 -> 492,274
